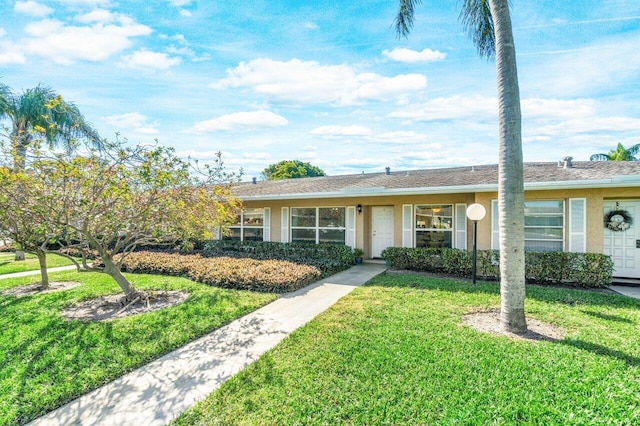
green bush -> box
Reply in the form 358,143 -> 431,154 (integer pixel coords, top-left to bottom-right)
382,247 -> 613,288
111,251 -> 322,293
203,241 -> 353,276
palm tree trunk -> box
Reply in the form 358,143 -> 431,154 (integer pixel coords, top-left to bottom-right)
490,0 -> 527,333
35,248 -> 50,289
12,137 -> 28,172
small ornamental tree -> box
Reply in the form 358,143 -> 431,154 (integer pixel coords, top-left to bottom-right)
261,160 -> 326,180
3,138 -> 241,301
0,164 -> 70,289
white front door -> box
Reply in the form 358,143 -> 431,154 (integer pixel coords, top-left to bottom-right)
604,201 -> 640,278
372,206 -> 394,258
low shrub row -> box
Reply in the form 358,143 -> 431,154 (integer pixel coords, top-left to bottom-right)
381,247 -> 614,288
111,251 -> 322,293
203,241 -> 354,277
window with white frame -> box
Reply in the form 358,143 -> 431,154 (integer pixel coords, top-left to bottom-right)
227,208 -> 265,241
524,201 -> 564,252
415,204 -> 453,248
491,200 -> 564,252
291,207 -> 346,244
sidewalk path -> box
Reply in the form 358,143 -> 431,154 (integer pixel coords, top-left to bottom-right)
609,285 -> 640,299
28,263 -> 387,426
0,265 -> 77,280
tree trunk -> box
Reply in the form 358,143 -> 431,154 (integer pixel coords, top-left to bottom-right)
490,0 -> 527,333
35,248 -> 50,289
101,254 -> 141,302
12,139 -> 28,172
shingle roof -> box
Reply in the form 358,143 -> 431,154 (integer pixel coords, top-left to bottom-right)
234,161 -> 640,200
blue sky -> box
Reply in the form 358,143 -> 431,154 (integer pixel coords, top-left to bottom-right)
1,0 -> 640,180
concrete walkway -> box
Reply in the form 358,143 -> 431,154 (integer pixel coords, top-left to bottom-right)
28,263 -> 387,426
0,265 -> 77,280
609,285 -> 640,299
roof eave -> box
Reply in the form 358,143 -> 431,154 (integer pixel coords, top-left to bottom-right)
236,178 -> 640,201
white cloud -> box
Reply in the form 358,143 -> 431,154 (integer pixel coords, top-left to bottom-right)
24,17 -> 152,64
523,31 -> 640,97
309,125 -> 372,137
76,8 -> 117,23
382,48 -> 446,63
0,49 -> 27,64
191,110 -> 288,132
102,112 -> 159,134
521,98 -> 596,120
375,131 -> 432,144
179,9 -> 192,17
169,0 -> 191,6
304,21 -> 319,30
0,36 -> 26,64
120,49 -> 181,70
55,0 -> 111,6
15,1 -> 54,17
389,95 -> 498,122
212,58 -> 426,106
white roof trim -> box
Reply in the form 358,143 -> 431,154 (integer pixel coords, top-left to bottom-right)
238,178 -> 640,201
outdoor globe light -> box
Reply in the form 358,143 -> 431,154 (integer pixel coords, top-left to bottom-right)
466,203 -> 487,285
466,203 -> 486,222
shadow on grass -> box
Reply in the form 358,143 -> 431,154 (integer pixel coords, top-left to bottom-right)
371,271 -> 640,309
560,338 -> 640,367
580,309 -> 635,324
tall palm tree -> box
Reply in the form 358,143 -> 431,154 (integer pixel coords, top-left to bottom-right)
590,143 -> 640,161
396,0 -> 527,332
0,84 -> 100,171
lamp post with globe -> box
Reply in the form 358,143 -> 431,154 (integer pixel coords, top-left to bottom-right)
466,203 -> 487,285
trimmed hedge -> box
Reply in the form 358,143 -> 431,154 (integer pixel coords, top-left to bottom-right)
381,247 -> 613,288
203,241 -> 354,277
111,251 -> 322,293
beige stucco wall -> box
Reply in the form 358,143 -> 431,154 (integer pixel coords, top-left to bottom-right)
240,186 -> 640,257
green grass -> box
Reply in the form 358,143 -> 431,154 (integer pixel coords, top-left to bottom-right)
0,270 -> 276,425
175,273 -> 640,425
0,252 -> 77,275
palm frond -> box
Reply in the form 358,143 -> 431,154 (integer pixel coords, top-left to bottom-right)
394,0 -> 422,38
0,82 -> 11,114
459,0 -> 495,60
589,153 -> 610,161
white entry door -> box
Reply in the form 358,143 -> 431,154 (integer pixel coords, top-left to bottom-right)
372,206 -> 394,258
603,201 -> 640,278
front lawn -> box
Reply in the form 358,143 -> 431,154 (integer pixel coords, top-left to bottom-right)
176,273 -> 640,425
0,270 -> 276,425
0,252 -> 77,275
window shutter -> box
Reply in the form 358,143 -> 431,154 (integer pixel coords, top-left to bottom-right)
346,206 -> 356,248
455,203 -> 467,249
491,199 -> 499,250
262,208 -> 271,242
569,198 -> 586,253
281,207 -> 289,243
402,204 -> 413,248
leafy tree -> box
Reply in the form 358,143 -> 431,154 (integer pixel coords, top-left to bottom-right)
0,84 -> 99,172
590,143 -> 640,161
395,0 -> 527,332
261,160 -> 326,180
0,84 -> 100,261
1,138 -> 241,301
0,164 -> 70,289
